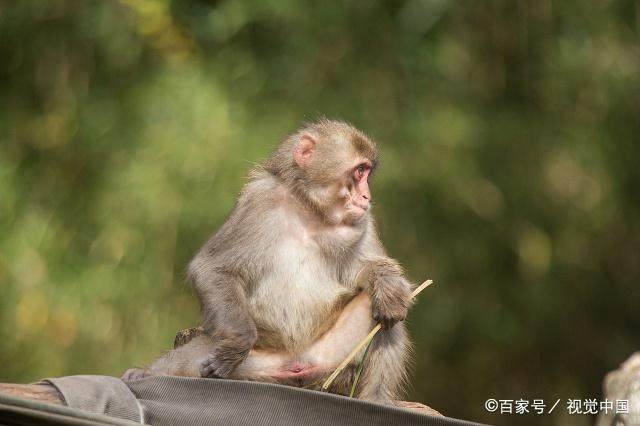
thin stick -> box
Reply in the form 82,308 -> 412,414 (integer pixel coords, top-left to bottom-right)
321,279 -> 434,391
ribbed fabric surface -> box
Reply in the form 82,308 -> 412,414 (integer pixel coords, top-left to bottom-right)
125,376 -> 483,426
0,391 -> 139,425
43,375 -> 143,423
0,375 -> 487,425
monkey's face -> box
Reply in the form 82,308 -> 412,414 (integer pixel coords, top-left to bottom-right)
335,159 -> 373,223
303,148 -> 376,225
288,122 -> 378,226
302,161 -> 373,226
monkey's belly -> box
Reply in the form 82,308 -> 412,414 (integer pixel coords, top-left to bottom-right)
247,240 -> 356,352
233,292 -> 375,385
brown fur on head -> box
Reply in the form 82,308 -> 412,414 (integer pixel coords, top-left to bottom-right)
264,119 -> 379,225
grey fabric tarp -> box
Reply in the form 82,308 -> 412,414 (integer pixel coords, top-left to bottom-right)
0,375 -> 486,425
0,392 -> 138,426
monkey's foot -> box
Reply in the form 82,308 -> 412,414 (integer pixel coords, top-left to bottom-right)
200,354 -> 241,379
395,401 -> 443,416
121,368 -> 151,381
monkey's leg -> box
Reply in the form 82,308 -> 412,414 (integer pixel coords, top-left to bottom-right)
122,293 -> 399,396
122,296 -> 374,382
352,322 -> 410,404
122,334 -> 291,382
122,335 -> 214,380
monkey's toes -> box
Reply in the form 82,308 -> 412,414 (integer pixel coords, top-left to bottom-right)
121,368 -> 149,381
200,356 -> 234,379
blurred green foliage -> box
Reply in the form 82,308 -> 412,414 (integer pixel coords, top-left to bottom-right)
0,1 -> 639,424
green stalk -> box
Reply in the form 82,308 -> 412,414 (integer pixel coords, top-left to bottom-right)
349,337 -> 375,398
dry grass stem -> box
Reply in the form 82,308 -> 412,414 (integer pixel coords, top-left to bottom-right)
321,279 -> 434,391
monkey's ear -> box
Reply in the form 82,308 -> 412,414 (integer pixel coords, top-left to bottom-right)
293,134 -> 317,167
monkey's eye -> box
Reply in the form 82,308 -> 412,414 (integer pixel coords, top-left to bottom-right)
354,164 -> 368,180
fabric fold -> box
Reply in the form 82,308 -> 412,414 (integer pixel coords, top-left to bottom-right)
41,375 -> 143,423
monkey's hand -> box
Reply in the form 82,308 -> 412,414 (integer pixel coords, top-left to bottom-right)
200,330 -> 256,379
371,276 -> 412,329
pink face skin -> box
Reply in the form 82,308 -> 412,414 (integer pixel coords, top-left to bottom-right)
344,160 -> 372,220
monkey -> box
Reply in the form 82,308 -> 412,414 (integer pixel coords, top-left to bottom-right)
123,120 -> 414,405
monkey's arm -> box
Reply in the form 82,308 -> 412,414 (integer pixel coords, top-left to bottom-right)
355,223 -> 413,329
188,257 -> 258,378
187,182 -> 276,378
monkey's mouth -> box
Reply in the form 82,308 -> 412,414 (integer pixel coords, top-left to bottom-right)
347,201 -> 369,219
351,201 -> 369,212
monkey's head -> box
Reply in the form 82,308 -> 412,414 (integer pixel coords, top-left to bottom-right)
265,119 -> 379,226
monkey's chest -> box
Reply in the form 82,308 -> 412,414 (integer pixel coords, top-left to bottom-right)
247,240 -> 354,353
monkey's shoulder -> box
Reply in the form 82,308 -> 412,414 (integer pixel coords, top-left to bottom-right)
207,173 -> 376,278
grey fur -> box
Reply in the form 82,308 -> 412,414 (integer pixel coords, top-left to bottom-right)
124,120 -> 413,405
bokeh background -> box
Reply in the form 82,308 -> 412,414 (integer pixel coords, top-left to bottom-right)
1,1 -> 639,424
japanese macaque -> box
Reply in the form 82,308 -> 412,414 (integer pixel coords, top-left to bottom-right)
123,120 -> 414,404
